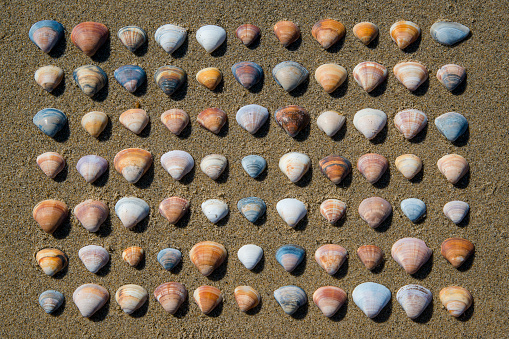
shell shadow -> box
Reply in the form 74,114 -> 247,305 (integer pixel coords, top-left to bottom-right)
409,168 -> 424,183
289,255 -> 306,276
176,121 -> 192,139
132,78 -> 148,97
458,300 -> 474,321
131,214 -> 150,233
367,79 -> 387,97
246,298 -> 262,315
91,81 -> 109,102
328,78 -> 348,98
167,257 -> 183,274
412,78 -> 429,96
253,166 -> 268,182
52,214 -> 71,239
215,161 -> 230,184
451,75 -> 467,95
174,210 -> 191,228
453,171 -> 470,189
53,123 -> 70,143
97,117 -> 113,142
214,212 -> 230,227
171,38 -> 188,59
325,36 -> 345,53
53,163 -> 68,182
408,123 -> 428,144
205,299 -> 223,317
456,210 -> 470,228
169,79 -> 187,101
410,252 -> 433,280
96,213 -> 112,237
372,298 -> 392,323
369,124 -> 387,144
370,258 -> 386,274
366,35 -> 379,49
90,37 -> 110,63
252,118 -> 270,138
50,76 -> 66,97
48,34 -> 66,58
285,36 -> 302,51
250,254 -> 265,273
331,123 -> 347,142
207,256 -> 228,281
137,119 -> 152,138
452,125 -> 469,147
89,299 -> 110,322
333,257 -> 348,279
95,259 -> 111,277
402,34 -> 421,53
373,167 -> 391,189
292,123 -> 311,142
247,72 -> 264,94
91,167 -> 109,187
330,301 -> 348,322
173,296 -> 189,318
215,118 -> 229,138
210,38 -> 227,57
335,171 -> 352,189
52,263 -> 68,279
457,251 -> 475,272
374,213 -> 392,233
50,297 -> 66,316
290,302 -> 308,319
129,299 -> 149,318
134,165 -> 154,189
130,251 -> 145,270
295,166 -> 312,187
246,35 -> 261,49
413,298 -> 433,323
133,37 -> 148,57
179,165 -> 195,185
252,210 -> 267,226
288,77 -> 309,97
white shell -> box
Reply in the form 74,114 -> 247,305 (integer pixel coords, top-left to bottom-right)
316,111 -> 345,137
115,284 -> 148,314
236,104 -> 269,134
396,284 -> 432,319
353,108 -> 387,140
200,154 -> 227,180
201,199 -> 229,223
154,24 -> 187,53
196,25 -> 226,53
276,198 -> 307,227
237,244 -> 263,270
279,152 -> 310,183
78,245 -> 109,273
160,150 -> 194,180
443,201 -> 469,224
352,282 -> 391,318
114,197 -> 150,229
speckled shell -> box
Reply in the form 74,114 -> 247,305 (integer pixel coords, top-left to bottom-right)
200,154 -> 227,180
33,108 -> 67,138
37,152 -> 65,178
201,199 -> 229,223
78,245 -> 109,273
115,284 -> 147,315
393,62 -> 428,91
357,245 -> 384,270
391,238 -> 432,274
313,286 -> 347,317
160,109 -> 189,135
71,22 -> 109,56
276,244 -> 305,272
154,66 -> 186,95
241,155 -> 266,178
36,248 -> 68,276
122,246 -> 144,267
157,248 -> 182,271
190,241 -> 227,276
236,104 -> 269,134
73,284 -> 109,318
353,22 -> 379,45
279,152 -> 310,183
194,286 -> 222,314
400,198 -> 426,223
434,112 -> 468,142
437,154 -> 469,184
430,22 -> 470,46
395,154 -> 422,179
314,63 -> 347,93
316,111 -> 345,137
196,25 -> 226,53
276,198 -> 307,227
235,24 -> 260,45
436,64 -> 466,91
154,282 -> 187,314
358,197 -> 392,228
357,153 -> 388,184
441,238 -> 474,268
76,155 -> 108,183
114,148 -> 152,183
352,282 -> 391,318
74,199 -> 109,232
396,284 -> 432,319
196,67 -> 222,90
114,197 -> 149,229
275,105 -> 310,137
197,108 -> 227,134
237,197 -> 266,223
319,155 -> 351,184
315,244 -> 348,275
390,21 -> 420,49
29,20 -> 64,53
114,65 -> 146,93
232,62 -> 263,89
117,26 -> 147,52
353,108 -> 387,140
443,201 -> 469,224
394,109 -> 428,139
272,61 -> 309,92
319,199 -> 346,224
237,244 -> 263,270
311,19 -> 345,49
34,65 -> 63,92
39,290 -> 64,314
159,196 -> 190,224
274,285 -> 307,315
274,21 -> 300,46
73,65 -> 107,97
353,61 -> 387,92
81,111 -> 108,138
154,24 -> 187,53
119,109 -> 149,134
439,286 -> 472,317
235,286 -> 261,312
160,150 -> 194,181
33,199 -> 68,234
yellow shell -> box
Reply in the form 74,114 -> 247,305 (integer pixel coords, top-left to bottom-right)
196,67 -> 222,90
193,285 -> 222,314
390,21 -> 420,49
81,111 -> 108,138
36,248 -> 68,276
353,22 -> 379,45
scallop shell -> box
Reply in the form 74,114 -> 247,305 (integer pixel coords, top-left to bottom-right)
157,248 -> 182,271
116,284 -> 148,314
353,22 -> 379,45
71,22 -> 109,56
314,63 -> 347,93
119,109 -> 149,134
390,21 -> 420,49
197,108 -> 227,134
159,196 -> 190,224
397,284 -> 432,319
37,152 -> 65,178
274,21 -> 300,47
114,197 -> 149,229
400,198 -> 426,223
391,238 -> 432,274
353,108 -> 387,140
196,67 -> 222,90
439,286 -> 472,317
73,284 -> 109,318
235,286 -> 261,312
279,152 -> 310,183
275,105 -> 310,137
441,237 -> 474,268
236,104 -> 269,134
272,61 -> 309,92
357,245 -> 384,270
36,248 -> 68,276
81,111 -> 108,138
352,282 -> 391,318
395,154 -> 422,180
237,197 -> 266,223
34,65 -> 64,92
358,197 -> 392,228
73,65 -> 107,97
311,19 -> 345,49
154,65 -> 186,95
231,61 -> 263,89
276,198 -> 307,227
74,199 -> 109,232
195,25 -> 226,53
122,246 -> 144,267
114,65 -> 146,93
154,24 -> 187,53
39,290 -> 64,314
352,61 -> 387,92
160,150 -> 194,181
394,109 -> 427,139
235,24 -> 260,46
319,199 -> 346,224
430,22 -> 470,46
160,109 -> 189,135
319,155 -> 352,184
443,201 -> 469,224
241,155 -> 266,178
313,286 -> 347,317
117,26 -> 147,52
29,20 -> 64,53
189,241 -> 227,276
274,285 -> 307,315
76,155 -> 108,183
434,112 -> 468,142
437,154 -> 469,184
33,199 -> 68,234
314,244 -> 348,275
237,244 -> 263,270
201,199 -> 229,223
393,62 -> 428,91
78,245 -> 110,273
194,286 -> 222,314
276,244 -> 305,272
33,108 -> 67,138
154,282 -> 187,314
114,148 -> 152,183
200,154 -> 227,180
437,64 -> 466,91
357,153 -> 388,184
316,110 -> 345,137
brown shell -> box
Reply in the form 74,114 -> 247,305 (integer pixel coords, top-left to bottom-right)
159,197 -> 190,224
235,24 -> 260,46
273,21 -> 300,46
71,22 -> 109,56
36,152 -> 65,178
234,286 -> 260,312
353,22 -> 379,45
189,241 -> 227,276
357,153 -> 388,184
160,109 -> 189,135
311,19 -> 345,49
193,285 -> 222,314
197,108 -> 227,134
274,105 -> 310,137
319,155 -> 351,184
122,246 -> 144,267
441,238 -> 474,268
357,245 -> 384,270
33,199 -> 68,234
36,248 -> 68,276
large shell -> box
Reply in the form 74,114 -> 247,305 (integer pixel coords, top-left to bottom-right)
437,154 -> 469,184
231,62 -> 263,89
160,150 -> 194,180
154,282 -> 187,314
196,67 -> 222,90
274,285 -> 307,315
395,154 -> 422,179
194,286 -> 222,314
116,284 -> 148,314
390,21 -> 420,49
33,108 -> 67,138
393,62 -> 428,91
200,154 -> 227,180
37,152 -> 65,178
234,286 -> 261,312
119,109 -> 149,134
36,248 -> 68,276
357,153 -> 388,184
430,22 -> 470,46
358,197 -> 392,228
443,201 -> 469,224
273,21 -> 300,46
39,290 -> 64,314
34,65 -> 64,92
117,26 -> 147,52
357,245 -> 384,270
73,65 -> 107,97
154,24 -> 187,53
353,108 -> 387,140
74,199 -> 109,232
352,62 -> 387,92
78,245 -> 110,273
189,241 -> 227,276
157,248 -> 182,271
236,104 -> 269,134
439,286 -> 473,317
279,152 -> 310,183
76,155 -> 108,183
313,286 -> 347,317
314,244 -> 348,275
81,111 -> 108,138
71,22 -> 109,56
319,155 -> 351,184
394,109 -> 428,140
275,105 -> 310,137
237,244 -> 263,270
122,246 -> 144,267
237,197 -> 266,223
396,284 -> 432,319
314,63 -> 347,93
441,237 -> 474,268
160,109 -> 189,135
436,64 -> 466,91
154,66 -> 186,95
29,20 -> 64,53
114,197 -> 149,229
159,196 -> 190,224
33,199 -> 68,234
197,108 -> 227,134
195,25 -> 226,53
352,282 -> 391,318
272,61 -> 309,92
276,198 -> 307,227
235,24 -> 260,46
316,110 -> 345,137
434,112 -> 468,142
73,284 -> 109,318
352,22 -> 379,45
241,155 -> 266,178
114,148 -> 152,183
201,199 -> 229,223
391,238 -> 432,274
319,199 -> 346,224
311,19 -> 345,49
114,65 -> 146,93
400,198 -> 426,223
276,244 -> 305,272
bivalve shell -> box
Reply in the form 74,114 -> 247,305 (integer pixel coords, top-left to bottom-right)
234,286 -> 260,312
114,65 -> 146,93
196,67 -> 222,90
279,152 -> 310,183
437,64 -> 466,91
311,19 -> 345,49
439,286 -> 472,317
276,244 -> 305,272
276,198 -> 307,227
34,65 -> 63,92
154,24 -> 187,54
114,148 -> 152,183
159,196 -> 190,224
195,25 -> 226,53
319,199 -> 346,224
74,199 -> 109,232
157,248 -> 182,271
39,290 -> 64,314
393,62 -> 428,91
119,109 -> 149,134
194,286 -> 222,314
316,110 -> 345,137
313,286 -> 347,317
237,244 -> 263,270
197,108 -> 227,134
73,284 -> 109,317
73,65 -> 107,97
352,282 -> 391,318
71,22 -> 109,56
36,248 -> 68,276
353,108 -> 387,140
274,285 -> 307,315
441,237 -> 474,268
236,104 -> 269,134
200,154 -> 227,180
76,155 -> 108,183
400,198 -> 426,223
353,22 -> 379,45
189,241 -> 227,276
390,21 -> 420,49
443,201 -> 469,224
430,22 -> 470,46
319,155 -> 351,184
275,105 -> 310,137
237,197 -> 266,223
437,154 -> 469,184
272,61 -> 309,92
231,61 -> 263,89
358,197 -> 392,228
81,111 -> 108,138
201,199 -> 229,223
434,112 -> 468,142
33,199 -> 68,234
154,66 -> 186,95
391,238 -> 432,274
357,245 -> 384,270
235,24 -> 260,46
122,246 -> 144,267
116,284 -> 148,314
78,245 -> 109,273
357,153 -> 388,184
160,150 -> 194,181
160,109 -> 189,135
315,244 -> 348,275
395,154 -> 422,179
29,20 -> 64,53
397,284 -> 432,319
241,155 -> 266,178
33,108 -> 67,138
273,21 -> 300,47
314,63 -> 347,93
154,282 -> 187,314
114,197 -> 149,229
118,26 -> 147,52
394,109 -> 428,140
353,62 -> 387,92
37,152 -> 65,178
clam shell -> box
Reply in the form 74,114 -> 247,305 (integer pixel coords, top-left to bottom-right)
315,244 -> 348,275
235,24 -> 260,46
395,154 -> 422,179
397,284 -> 432,319
358,197 -> 392,228
400,198 -> 426,223
117,26 -> 147,52
33,108 -> 67,138
393,61 -> 428,91
443,200 -> 469,224
78,245 -> 109,273
122,246 -> 144,267
276,198 -> 307,227
189,241 -> 227,276
275,105 -> 310,137
394,109 -> 427,140
274,285 -> 307,315
391,238 -> 432,274
237,244 -> 263,270
357,153 -> 388,184
34,65 -> 63,92
234,286 -> 260,312
237,197 -> 266,223
160,109 -> 189,135
390,21 -> 420,49
352,61 -> 387,92
201,199 -> 229,223
241,155 -> 266,178
273,21 -> 300,47
73,284 -> 109,318
311,19 -> 345,49
194,286 -> 222,314
154,282 -> 187,314
159,196 -> 190,224
313,286 -> 347,317
196,67 -> 222,90
236,104 -> 269,134
197,108 -> 227,134
154,24 -> 187,53
352,282 -> 391,318
114,148 -> 152,183
319,199 -> 346,224
279,152 -> 310,183
319,155 -> 352,184
160,150 -> 194,181
157,248 -> 182,271
439,286 -> 472,317
114,65 -> 146,93
195,25 -> 226,53
314,63 -> 347,93
434,112 -> 468,142
116,284 -> 148,314
76,155 -> 108,183
430,22 -> 470,46
231,62 -> 263,89
353,108 -> 387,140
436,64 -> 466,91
316,110 -> 345,137
154,65 -> 186,95
441,237 -> 474,268
353,22 -> 379,45
39,290 -> 64,314
36,248 -> 68,276
272,61 -> 309,92
114,197 -> 149,229
200,154 -> 227,180
74,199 -> 109,232
73,65 -> 107,97
276,244 -> 305,272
37,152 -> 65,178
437,154 -> 469,184
357,245 -> 384,270
29,20 -> 64,53
33,199 -> 68,234
119,109 -> 149,134
71,22 -> 109,56
81,111 -> 108,138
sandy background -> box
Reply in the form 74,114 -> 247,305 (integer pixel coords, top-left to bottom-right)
1,0 -> 508,337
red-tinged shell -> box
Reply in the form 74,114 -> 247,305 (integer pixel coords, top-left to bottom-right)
441,238 -> 474,268
189,241 -> 227,276
358,197 -> 392,228
313,286 -> 347,317
234,286 -> 260,312
314,244 -> 348,275
437,154 -> 469,184
357,245 -> 384,270
154,282 -> 187,314
391,238 -> 432,274
311,19 -> 345,49
122,246 -> 144,267
160,109 -> 189,135
319,155 -> 351,184
74,199 -> 108,232
193,285 -> 222,314
36,152 -> 65,178
71,22 -> 109,56
274,21 -> 300,46
357,153 -> 388,184
197,108 -> 227,134
235,24 -> 260,46
275,105 -> 310,137
394,109 -> 428,139
33,199 -> 68,234
352,61 -> 387,92
319,199 -> 346,224
159,197 -> 190,224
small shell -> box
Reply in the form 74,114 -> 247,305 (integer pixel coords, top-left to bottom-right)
159,196 -> 190,224
237,197 -> 266,223
241,155 -> 266,178
231,61 -> 263,89
37,152 -> 65,178
391,238 -> 432,274
74,199 -> 109,232
441,237 -> 474,268
274,285 -> 307,315
353,108 -> 387,140
73,65 -> 107,97
352,61 -> 387,92
393,62 -> 428,91
311,19 -> 345,49
234,286 -> 261,312
33,108 -> 67,138
34,65 -> 64,92
194,286 -> 222,314
313,286 -> 347,317
76,155 -> 108,183
434,112 -> 468,142
39,290 -> 64,314
314,63 -> 347,93
114,65 -> 146,93
154,24 -> 187,53
235,24 -> 260,46
114,197 -> 150,229
157,248 -> 182,271
196,67 -> 222,90
81,111 -> 108,138
400,198 -> 426,223
36,248 -> 68,276
397,284 -> 432,319
319,155 -> 352,185
195,25 -> 226,53
236,104 -> 269,134
437,154 -> 469,184
160,150 -> 194,181
118,26 -> 147,52
394,109 -> 428,140
189,241 -> 227,276
279,152 -> 310,183
319,199 -> 346,224
29,20 -> 64,53
274,21 -> 300,47
237,244 -> 263,270
390,21 -> 420,49
160,109 -> 189,135
276,244 -> 305,272
358,197 -> 392,228
33,199 -> 68,234
395,154 -> 422,180
357,245 -> 384,270
122,246 -> 144,267
114,148 -> 152,183
430,22 -> 470,46
439,286 -> 473,317
71,22 -> 109,56
272,61 -> 309,92
154,282 -> 187,314
197,108 -> 227,134
119,109 -> 149,134
275,105 -> 310,137
443,201 -> 469,224
314,244 -> 348,275
353,22 -> 379,45
276,198 -> 307,227
201,199 -> 229,223
357,153 -> 388,184
437,64 -> 466,91
316,111 -> 345,137
78,245 -> 110,273
352,282 -> 391,318
115,284 -> 148,314
73,284 -> 109,318
154,66 -> 186,95
200,154 -> 227,180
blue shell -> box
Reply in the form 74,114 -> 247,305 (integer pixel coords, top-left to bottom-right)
33,108 -> 67,137
157,248 -> 182,271
73,65 -> 108,97
237,197 -> 266,223
29,20 -> 64,53
114,65 -> 146,93
430,22 -> 470,46
400,198 -> 426,223
39,290 -> 64,314
276,244 -> 305,272
231,62 -> 263,89
154,66 -> 186,95
241,155 -> 266,178
274,285 -> 307,315
352,282 -> 391,318
434,112 -> 468,142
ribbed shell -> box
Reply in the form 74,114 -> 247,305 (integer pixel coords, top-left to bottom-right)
33,199 -> 68,234
37,152 -> 65,178
241,155 -> 266,178
39,290 -> 64,314
122,246 -> 144,267
436,64 -> 466,91
314,244 -> 348,275
154,282 -> 187,314
71,22 -> 109,56
276,244 -> 305,272
313,286 -> 347,317
157,248 -> 182,271
314,63 -> 347,93
439,286 -> 472,317
76,155 -> 108,183
114,65 -> 146,93
437,154 -> 469,184
274,285 -> 307,315
231,61 -> 263,89
393,62 -> 428,91
234,286 -> 261,312
160,109 -> 189,135
117,26 -> 147,52
357,153 -> 388,183
34,65 -> 63,92
235,24 -> 260,45
193,286 -> 222,314
160,150 -> 194,180
119,109 -> 149,134
396,284 -> 432,319
236,104 -> 269,134
394,109 -> 428,139
358,197 -> 392,228
74,199 -> 109,232
352,62 -> 387,92
78,245 -> 109,273
391,238 -> 432,274
352,282 -> 391,318
357,245 -> 384,270
159,196 -> 190,224
390,21 -> 420,49
200,154 -> 227,180
29,20 -> 64,53
189,241 -> 227,276
443,201 -> 469,224
311,19 -> 345,49
319,199 -> 346,224
73,65 -> 107,97
237,197 -> 266,223
197,108 -> 227,134
115,284 -> 148,314
395,154 -> 422,179
154,66 -> 186,95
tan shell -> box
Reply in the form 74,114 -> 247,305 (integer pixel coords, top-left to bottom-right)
189,241 -> 227,276
393,62 -> 428,91
395,154 -> 422,179
193,285 -> 222,314
154,282 -> 187,314
34,65 -> 64,92
234,286 -> 260,312
81,111 -> 108,138
394,109 -> 428,140
314,64 -> 347,93
357,153 -> 388,184
391,238 -> 432,274
119,109 -> 149,134
353,22 -> 379,45
319,199 -> 346,224
122,246 -> 144,267
437,154 -> 469,184
357,245 -> 384,270
314,244 -> 348,275
196,67 -> 222,90
33,199 -> 68,234
160,109 -> 189,135
113,148 -> 152,183
352,61 -> 387,92
36,248 -> 68,276
441,238 -> 474,268
197,108 -> 227,134
273,21 -> 300,46
115,284 -> 148,314
159,196 -> 190,224
439,286 -> 472,317
358,197 -> 392,228
36,152 -> 65,178
311,19 -> 345,49
390,21 -> 420,49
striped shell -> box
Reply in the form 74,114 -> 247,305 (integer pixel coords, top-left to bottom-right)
196,67 -> 222,90
357,153 -> 388,184
73,284 -> 109,317
154,24 -> 187,54
313,286 -> 347,317
71,22 -> 109,56
119,109 -> 149,134
36,248 -> 68,276
117,26 -> 147,52
34,65 -> 63,92
73,65 -> 107,97
439,286 -> 472,317
234,286 -> 261,312
358,197 -> 392,228
37,152 -> 65,178
319,155 -> 351,184
194,286 -> 222,314
235,24 -> 260,46
115,284 -> 148,314
159,196 -> 190,224
353,22 -> 379,45
160,150 -> 194,180
437,154 -> 469,184
315,244 -> 347,275
154,282 -> 187,314
311,19 -> 345,49
436,64 -> 466,91
394,109 -> 428,140
274,105 -> 310,137
319,199 -> 346,224
393,62 -> 428,91
391,238 -> 432,274
353,61 -> 387,92
395,154 -> 422,180
189,241 -> 227,276
81,111 -> 108,138
154,66 -> 186,95
29,20 -> 64,53
160,109 -> 189,135
33,199 -> 68,234
273,21 -> 300,47
74,199 -> 109,232
314,63 -> 347,93
197,108 -> 227,134
441,237 -> 474,268
114,148 -> 152,183
390,21 -> 420,49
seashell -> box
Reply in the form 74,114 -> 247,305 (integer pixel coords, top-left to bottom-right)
314,244 -> 347,275
357,245 -> 384,270
273,21 -> 300,47
157,248 -> 182,271
114,197 -> 149,229
395,154 -> 422,179
319,199 -> 346,224
39,290 -> 64,314
241,155 -> 266,178
29,20 -> 64,53
159,196 -> 190,224
393,62 -> 428,91
200,154 -> 227,180
235,24 -> 260,46
279,152 -> 310,183
316,110 -> 345,137
237,244 -> 263,270
122,246 -> 144,267
71,22 -> 109,56
119,109 -> 149,134
437,154 -> 469,184
81,111 -> 108,138
33,108 -> 67,138
76,155 -> 108,183
314,63 -> 347,93
391,238 -> 432,274
276,198 -> 307,227
197,108 -> 227,134
160,150 -> 194,181
276,245 -> 305,272
352,282 -> 391,318
73,65 -> 107,97
439,286 -> 472,317
236,104 -> 269,134
154,24 -> 187,54
194,286 -> 222,314
441,237 -> 474,268
117,26 -> 146,52
34,65 -> 63,92
74,199 -> 109,232
33,200 -> 68,234
443,201 -> 469,224
116,284 -> 148,314
73,284 -> 109,317
195,25 -> 226,53
272,61 -> 309,92
114,148 -> 152,183
358,197 -> 392,228
430,22 -> 470,46
160,109 -> 189,135
196,67 -> 222,90
357,153 -> 388,184
353,22 -> 379,45
114,65 -> 146,93
36,248 -> 68,276
313,286 -> 347,317
201,199 -> 229,223
311,19 -> 345,49
397,284 -> 432,319
154,66 -> 186,95
275,105 -> 310,137
352,61 -> 387,92
274,285 -> 307,315
237,197 -> 266,223
78,245 -> 109,273
319,155 -> 352,184
400,198 -> 426,223
353,108 -> 387,140
189,241 -> 227,276
231,62 -> 263,89
37,152 -> 65,178
436,64 -> 466,91
154,282 -> 187,314
434,112 -> 468,141
394,109 -> 428,140
390,21 -> 420,49
235,286 -> 260,312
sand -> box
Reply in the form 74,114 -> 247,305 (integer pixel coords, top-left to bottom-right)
2,0 -> 509,337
